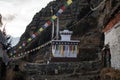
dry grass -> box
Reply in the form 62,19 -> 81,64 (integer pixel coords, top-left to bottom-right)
100,68 -> 120,80
5,69 -> 15,80
5,69 -> 26,80
5,60 -> 27,80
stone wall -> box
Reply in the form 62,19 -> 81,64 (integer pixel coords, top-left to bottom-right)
24,60 -> 101,80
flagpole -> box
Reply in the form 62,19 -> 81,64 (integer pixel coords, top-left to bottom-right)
51,6 -> 55,40
56,17 -> 59,40
50,6 -> 55,61
52,21 -> 54,39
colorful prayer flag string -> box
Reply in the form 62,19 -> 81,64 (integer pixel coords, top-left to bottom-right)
11,0 -> 73,59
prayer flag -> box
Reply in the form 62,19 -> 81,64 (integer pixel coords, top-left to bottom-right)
58,9 -> 63,14
27,38 -> 32,42
32,34 -> 36,38
24,52 -> 27,55
14,50 -> 16,53
76,45 -> 79,54
64,2 -> 69,7
19,46 -> 22,49
22,42 -> 26,46
52,45 -> 55,50
47,20 -> 51,25
10,53 -> 13,56
18,54 -> 20,57
50,18 -> 54,22
56,45 -> 59,50
61,6 -> 66,11
61,45 -> 64,56
39,27 -> 44,32
30,50 -> 33,52
52,15 -> 57,20
38,46 -> 41,49
35,32 -> 38,36
21,53 -> 23,56
56,12 -> 61,17
43,23 -> 49,28
67,0 -> 72,5
72,45 -> 75,54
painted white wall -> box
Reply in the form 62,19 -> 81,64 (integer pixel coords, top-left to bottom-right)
60,30 -> 72,41
61,34 -> 71,41
104,22 -> 120,69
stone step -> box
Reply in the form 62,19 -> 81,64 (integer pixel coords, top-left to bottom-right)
29,73 -> 100,80
24,60 -> 102,75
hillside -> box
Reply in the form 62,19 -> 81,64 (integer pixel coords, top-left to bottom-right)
14,0 -> 120,62
10,0 -> 120,80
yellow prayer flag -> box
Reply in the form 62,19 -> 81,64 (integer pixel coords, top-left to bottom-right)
67,0 -> 72,5
39,27 -> 44,32
52,15 -> 57,20
27,51 -> 30,53
19,46 -> 22,49
28,38 -> 32,42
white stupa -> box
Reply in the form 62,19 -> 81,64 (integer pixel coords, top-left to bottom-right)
52,29 -> 79,58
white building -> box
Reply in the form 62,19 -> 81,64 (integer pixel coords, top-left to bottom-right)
52,29 -> 79,58
104,13 -> 120,69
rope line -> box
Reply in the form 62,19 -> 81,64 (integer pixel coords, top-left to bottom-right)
10,36 -> 57,60
10,11 -> 93,60
68,10 -> 93,29
11,0 -> 108,60
88,0 -> 106,11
